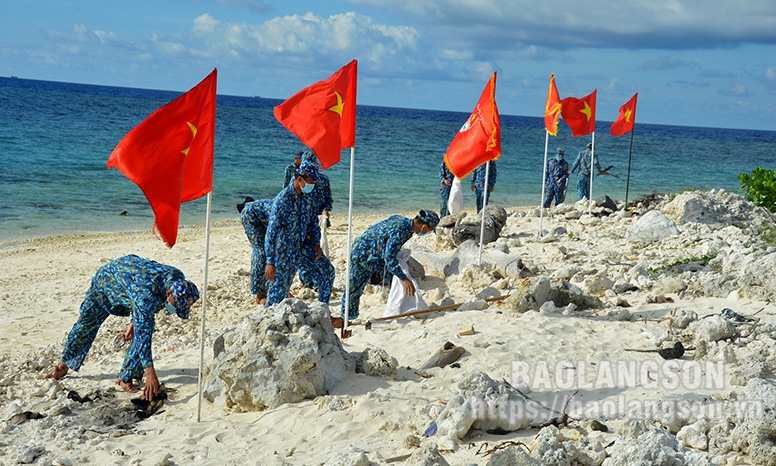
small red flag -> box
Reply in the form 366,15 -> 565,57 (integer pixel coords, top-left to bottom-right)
560,89 -> 596,137
610,93 -> 638,137
107,69 -> 217,248
544,73 -> 562,136
274,60 -> 357,169
444,72 -> 502,179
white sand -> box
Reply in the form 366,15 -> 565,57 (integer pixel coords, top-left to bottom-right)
0,197 -> 773,465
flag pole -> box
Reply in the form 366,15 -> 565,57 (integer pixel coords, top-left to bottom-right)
196,191 -> 213,422
539,131 -> 550,236
624,128 -> 635,210
588,133 -> 596,215
343,146 -> 356,336
477,160 -> 490,266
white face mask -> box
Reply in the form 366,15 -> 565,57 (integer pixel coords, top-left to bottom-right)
165,302 -> 177,314
301,180 -> 315,193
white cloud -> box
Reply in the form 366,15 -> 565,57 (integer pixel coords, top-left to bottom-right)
185,11 -> 421,68
347,0 -> 776,50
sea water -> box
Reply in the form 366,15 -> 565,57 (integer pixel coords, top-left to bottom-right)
1,76 -> 775,243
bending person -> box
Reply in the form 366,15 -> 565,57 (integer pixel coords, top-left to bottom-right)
341,210 -> 439,320
45,254 -> 199,401
241,199 -> 272,304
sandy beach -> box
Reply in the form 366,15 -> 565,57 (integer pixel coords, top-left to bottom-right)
2,190 -> 776,465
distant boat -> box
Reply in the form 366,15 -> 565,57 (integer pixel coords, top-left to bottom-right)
10,76 -> 18,79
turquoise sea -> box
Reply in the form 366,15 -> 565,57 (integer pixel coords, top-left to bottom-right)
1,76 -> 776,243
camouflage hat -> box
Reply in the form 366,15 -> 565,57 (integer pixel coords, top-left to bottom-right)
417,209 -> 440,230
301,151 -> 323,169
555,147 -> 565,155
170,280 -> 200,319
296,160 -> 320,183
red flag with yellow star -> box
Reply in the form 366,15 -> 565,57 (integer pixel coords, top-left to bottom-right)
610,93 -> 638,137
444,72 -> 501,179
560,89 -> 596,137
544,73 -> 562,136
107,69 -> 217,248
274,60 -> 357,169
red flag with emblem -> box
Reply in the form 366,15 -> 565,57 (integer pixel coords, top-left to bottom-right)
560,89 -> 596,137
107,69 -> 216,248
544,73 -> 562,136
274,60 -> 357,169
610,93 -> 638,137
444,72 -> 501,179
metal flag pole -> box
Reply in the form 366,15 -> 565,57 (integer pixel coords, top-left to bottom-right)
196,191 -> 213,422
624,128 -> 635,210
477,160 -> 490,266
588,133 -> 596,215
539,131 -> 549,237
343,146 -> 356,336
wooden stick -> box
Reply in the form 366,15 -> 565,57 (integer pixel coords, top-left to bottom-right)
370,294 -> 506,323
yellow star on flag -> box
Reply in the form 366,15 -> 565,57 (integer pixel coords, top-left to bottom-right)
580,101 -> 592,121
329,91 -> 344,117
624,108 -> 632,122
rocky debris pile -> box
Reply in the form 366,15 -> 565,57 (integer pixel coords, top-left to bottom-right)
448,205 -> 508,246
202,299 -> 353,410
202,299 -> 401,411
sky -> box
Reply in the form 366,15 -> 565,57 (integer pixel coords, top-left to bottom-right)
2,0 -> 776,131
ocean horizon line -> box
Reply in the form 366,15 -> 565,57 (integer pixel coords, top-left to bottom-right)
3,75 -> 773,134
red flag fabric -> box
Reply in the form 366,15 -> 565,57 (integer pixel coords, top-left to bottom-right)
274,60 -> 357,169
560,89 -> 596,137
544,73 -> 562,136
107,69 -> 217,248
610,92 -> 638,137
444,72 -> 502,179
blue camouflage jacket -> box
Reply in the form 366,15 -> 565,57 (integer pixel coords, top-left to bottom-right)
94,254 -> 184,369
351,215 -> 413,281
571,150 -> 602,177
265,184 -> 320,268
471,161 -> 497,191
440,160 -> 454,185
546,158 -> 570,186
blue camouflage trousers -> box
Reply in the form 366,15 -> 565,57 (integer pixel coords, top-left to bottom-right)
266,261 -> 297,307
62,285 -> 145,383
241,209 -> 268,297
544,183 -> 567,208
475,188 -> 491,213
298,247 -> 335,304
439,183 -> 451,217
576,176 -> 591,201
341,260 -> 394,319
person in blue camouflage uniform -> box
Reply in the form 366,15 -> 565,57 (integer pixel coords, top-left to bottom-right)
570,143 -> 603,201
297,153 -> 335,302
471,161 -> 497,212
543,148 -> 571,208
44,255 -> 199,401
265,161 -> 333,306
439,159 -> 454,217
283,151 -> 303,188
341,210 -> 439,320
241,198 -> 273,304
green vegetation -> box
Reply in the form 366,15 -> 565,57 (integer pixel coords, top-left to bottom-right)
758,225 -> 776,247
738,167 -> 776,213
649,253 -> 718,276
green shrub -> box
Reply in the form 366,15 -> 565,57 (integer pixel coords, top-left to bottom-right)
738,167 -> 776,213
649,253 -> 718,276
